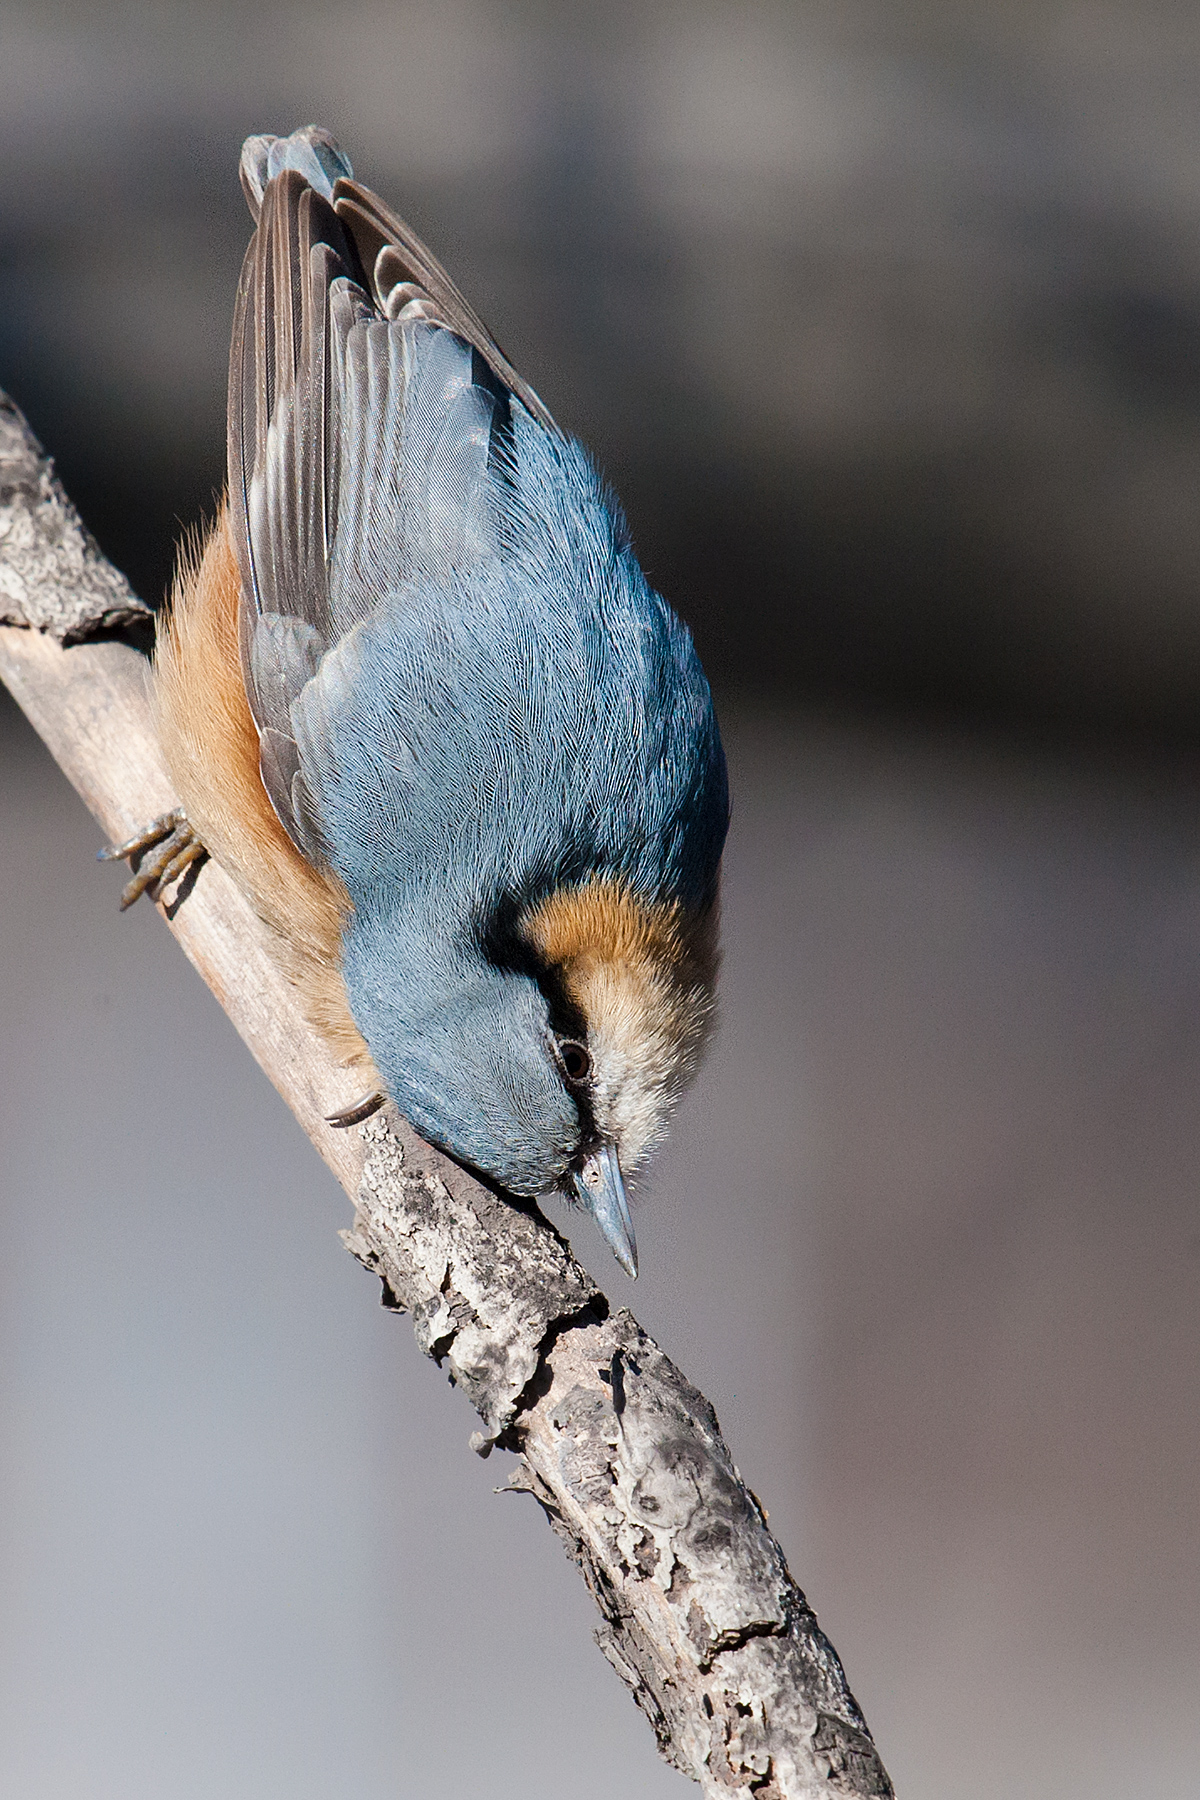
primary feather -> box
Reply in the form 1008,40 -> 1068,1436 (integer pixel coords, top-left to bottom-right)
217,127 -> 728,1233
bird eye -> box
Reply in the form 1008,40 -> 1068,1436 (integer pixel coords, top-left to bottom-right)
558,1040 -> 592,1084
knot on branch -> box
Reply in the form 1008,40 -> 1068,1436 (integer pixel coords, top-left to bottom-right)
341,1109 -> 601,1446
0,395 -> 152,644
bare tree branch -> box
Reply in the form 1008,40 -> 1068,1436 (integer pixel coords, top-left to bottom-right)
0,391 -> 894,1799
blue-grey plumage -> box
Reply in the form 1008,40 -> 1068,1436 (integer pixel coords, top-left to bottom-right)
169,126 -> 728,1275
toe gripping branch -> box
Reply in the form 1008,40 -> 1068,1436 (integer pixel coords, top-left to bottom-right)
99,808 -> 208,910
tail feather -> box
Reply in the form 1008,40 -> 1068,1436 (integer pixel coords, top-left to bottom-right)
239,126 -> 354,219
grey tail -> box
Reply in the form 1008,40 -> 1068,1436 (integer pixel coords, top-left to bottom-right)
239,126 -> 354,220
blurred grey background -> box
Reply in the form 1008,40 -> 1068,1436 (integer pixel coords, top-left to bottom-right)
2,2 -> 1199,1796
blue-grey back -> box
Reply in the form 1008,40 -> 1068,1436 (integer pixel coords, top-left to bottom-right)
291,371 -> 727,929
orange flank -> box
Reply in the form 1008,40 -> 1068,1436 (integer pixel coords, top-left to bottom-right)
522,879 -> 718,1171
154,506 -> 375,1072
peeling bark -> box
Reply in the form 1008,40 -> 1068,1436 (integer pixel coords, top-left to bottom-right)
0,391 -> 894,1798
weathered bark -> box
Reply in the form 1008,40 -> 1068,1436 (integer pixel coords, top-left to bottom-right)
0,391 -> 893,1798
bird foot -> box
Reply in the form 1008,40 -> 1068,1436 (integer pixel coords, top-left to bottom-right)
99,808 -> 208,910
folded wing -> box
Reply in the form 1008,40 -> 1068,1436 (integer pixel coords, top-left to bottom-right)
227,128 -> 556,859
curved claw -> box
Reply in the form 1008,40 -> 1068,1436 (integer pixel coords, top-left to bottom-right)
326,1091 -> 386,1129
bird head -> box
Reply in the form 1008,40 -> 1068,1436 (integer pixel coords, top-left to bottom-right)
343,878 -> 716,1277
519,877 -> 719,1275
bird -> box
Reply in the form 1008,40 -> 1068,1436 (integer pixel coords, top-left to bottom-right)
103,125 -> 728,1278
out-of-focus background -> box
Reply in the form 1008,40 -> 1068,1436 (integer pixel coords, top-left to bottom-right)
2,3 -> 1199,1796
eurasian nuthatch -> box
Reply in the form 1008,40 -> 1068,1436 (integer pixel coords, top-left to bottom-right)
104,126 -> 728,1276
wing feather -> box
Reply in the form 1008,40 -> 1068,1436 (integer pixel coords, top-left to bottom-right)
227,144 -> 558,857
332,180 -> 556,434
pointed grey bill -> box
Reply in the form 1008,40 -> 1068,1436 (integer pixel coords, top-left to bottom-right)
572,1141 -> 638,1278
